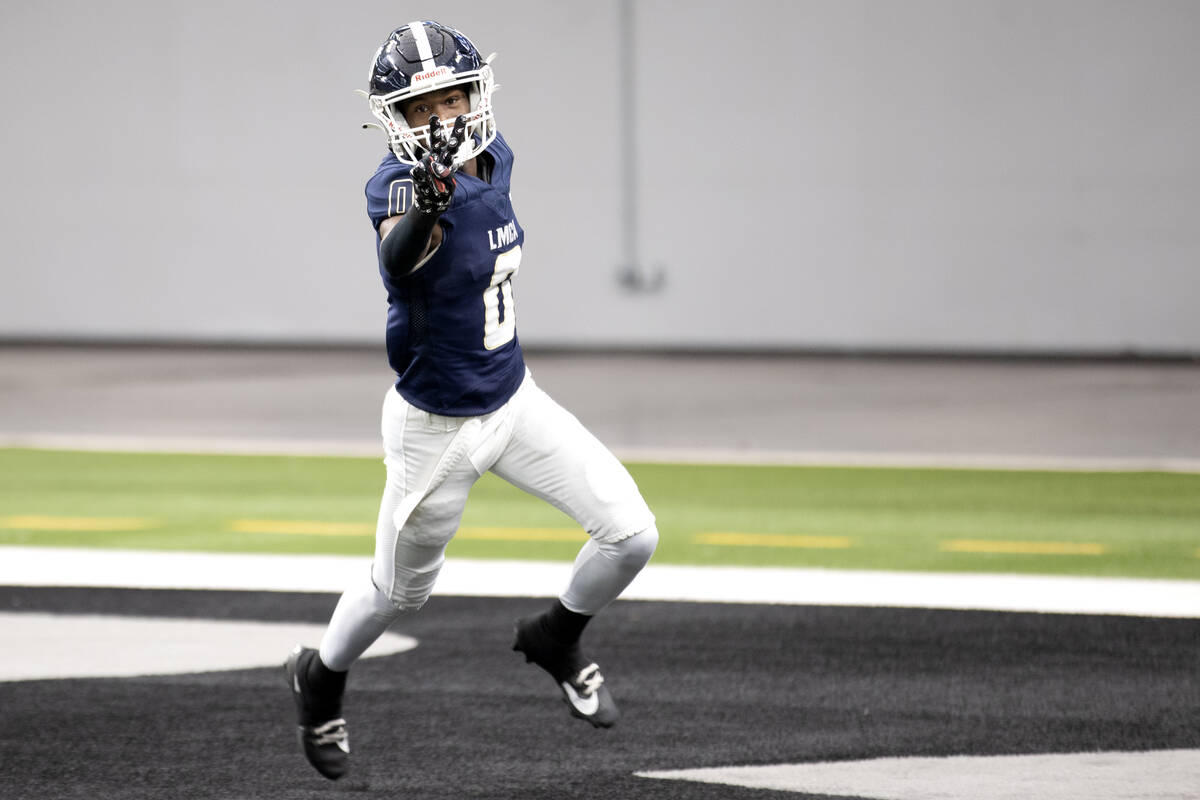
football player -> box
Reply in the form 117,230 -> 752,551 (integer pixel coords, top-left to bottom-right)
284,21 -> 659,781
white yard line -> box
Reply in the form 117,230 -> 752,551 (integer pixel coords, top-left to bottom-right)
1,547 -> 1197,618
0,612 -> 414,681
637,750 -> 1200,799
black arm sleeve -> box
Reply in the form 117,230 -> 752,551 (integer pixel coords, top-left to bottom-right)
378,207 -> 441,280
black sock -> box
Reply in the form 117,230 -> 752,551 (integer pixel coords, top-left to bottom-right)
541,599 -> 591,645
306,653 -> 348,717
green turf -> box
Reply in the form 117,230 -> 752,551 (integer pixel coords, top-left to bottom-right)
1,447 -> 1197,579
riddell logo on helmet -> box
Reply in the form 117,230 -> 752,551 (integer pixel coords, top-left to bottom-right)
412,66 -> 453,85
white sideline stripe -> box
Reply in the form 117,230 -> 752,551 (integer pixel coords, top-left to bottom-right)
4,433 -> 1199,472
636,750 -> 1200,799
0,547 -> 1197,618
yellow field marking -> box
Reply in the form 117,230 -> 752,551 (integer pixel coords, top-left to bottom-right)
940,539 -> 1108,556
0,515 -> 159,532
230,520 -> 373,536
695,532 -> 854,549
229,520 -> 584,542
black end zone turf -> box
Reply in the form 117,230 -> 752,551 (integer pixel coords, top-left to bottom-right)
1,587 -> 1197,799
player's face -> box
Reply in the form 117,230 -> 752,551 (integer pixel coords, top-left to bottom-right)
399,86 -> 470,128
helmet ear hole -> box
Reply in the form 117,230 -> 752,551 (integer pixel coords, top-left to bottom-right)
386,99 -> 407,127
467,82 -> 481,119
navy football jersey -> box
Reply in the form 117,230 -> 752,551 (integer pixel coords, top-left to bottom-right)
366,133 -> 526,416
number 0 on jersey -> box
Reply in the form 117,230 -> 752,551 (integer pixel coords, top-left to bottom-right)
483,246 -> 520,350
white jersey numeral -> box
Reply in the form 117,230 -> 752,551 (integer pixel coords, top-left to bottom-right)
483,246 -> 520,350
387,179 -> 413,216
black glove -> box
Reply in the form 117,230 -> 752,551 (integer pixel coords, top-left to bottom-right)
410,115 -> 467,214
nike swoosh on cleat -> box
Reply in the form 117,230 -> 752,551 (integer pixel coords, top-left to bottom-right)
561,681 -> 600,715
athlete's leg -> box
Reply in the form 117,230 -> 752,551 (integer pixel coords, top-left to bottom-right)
492,376 -> 656,726
490,376 -> 657,613
559,528 -> 659,614
319,388 -> 484,667
289,389 -> 491,777
319,569 -> 400,671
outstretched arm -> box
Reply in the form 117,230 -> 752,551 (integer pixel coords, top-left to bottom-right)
378,115 -> 467,278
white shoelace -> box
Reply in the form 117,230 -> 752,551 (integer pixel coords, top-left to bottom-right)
574,664 -> 605,697
310,718 -> 348,746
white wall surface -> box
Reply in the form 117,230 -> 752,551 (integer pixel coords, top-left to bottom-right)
1,1 -> 1198,353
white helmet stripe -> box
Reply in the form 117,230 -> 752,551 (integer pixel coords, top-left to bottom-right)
407,21 -> 437,72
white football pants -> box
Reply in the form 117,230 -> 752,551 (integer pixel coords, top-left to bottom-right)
319,371 -> 657,671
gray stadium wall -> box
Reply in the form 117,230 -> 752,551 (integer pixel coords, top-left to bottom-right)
2,1 -> 1198,355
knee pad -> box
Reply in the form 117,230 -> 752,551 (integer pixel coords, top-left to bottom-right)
387,560 -> 443,610
601,524 -> 658,570
373,536 -> 447,611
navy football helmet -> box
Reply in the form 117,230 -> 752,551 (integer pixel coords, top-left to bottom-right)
366,21 -> 497,166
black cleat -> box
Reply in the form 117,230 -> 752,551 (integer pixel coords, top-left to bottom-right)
512,616 -> 619,728
284,645 -> 349,780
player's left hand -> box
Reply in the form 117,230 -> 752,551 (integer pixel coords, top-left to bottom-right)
410,115 -> 467,214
